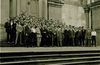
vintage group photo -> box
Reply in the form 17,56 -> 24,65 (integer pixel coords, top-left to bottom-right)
0,0 -> 100,65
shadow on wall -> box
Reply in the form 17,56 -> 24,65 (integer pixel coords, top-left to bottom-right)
0,25 -> 6,41
96,30 -> 100,46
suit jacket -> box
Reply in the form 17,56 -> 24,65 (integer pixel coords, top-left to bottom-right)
4,22 -> 11,33
85,30 -> 91,39
16,24 -> 23,33
64,30 -> 69,39
11,23 -> 16,33
81,29 -> 86,38
24,25 -> 31,36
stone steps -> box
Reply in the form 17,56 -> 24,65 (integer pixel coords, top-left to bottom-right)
0,47 -> 100,65
1,56 -> 100,65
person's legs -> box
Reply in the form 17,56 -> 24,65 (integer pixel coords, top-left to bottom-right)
82,38 -> 85,46
37,37 -> 39,47
7,33 -> 10,42
15,32 -> 19,44
14,32 -> 16,43
86,38 -> 89,47
91,36 -> 94,46
38,37 -> 41,47
94,36 -> 96,46
80,39 -> 82,46
19,32 -> 22,45
12,32 -> 16,43
60,38 -> 62,47
57,37 -> 60,46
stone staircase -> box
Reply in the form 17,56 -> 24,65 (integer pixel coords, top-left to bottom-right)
0,47 -> 100,65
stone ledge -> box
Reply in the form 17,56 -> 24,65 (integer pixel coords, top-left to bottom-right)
0,47 -> 100,53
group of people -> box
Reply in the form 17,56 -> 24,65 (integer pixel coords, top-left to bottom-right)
4,13 -> 97,47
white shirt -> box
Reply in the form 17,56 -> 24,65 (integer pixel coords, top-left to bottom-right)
36,28 -> 41,34
91,31 -> 96,36
11,22 -> 13,26
31,27 -> 36,33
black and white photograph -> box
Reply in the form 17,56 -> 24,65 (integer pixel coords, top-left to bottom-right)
0,0 -> 100,65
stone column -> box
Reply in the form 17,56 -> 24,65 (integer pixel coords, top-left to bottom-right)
10,0 -> 17,17
39,0 -> 42,18
39,0 -> 47,19
89,8 -> 92,29
17,0 -> 21,16
84,6 -> 90,29
12,0 -> 17,17
43,0 -> 47,19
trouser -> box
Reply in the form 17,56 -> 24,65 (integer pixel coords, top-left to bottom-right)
79,37 -> 82,46
72,38 -> 75,46
24,35 -> 29,46
11,32 -> 16,43
69,38 -> 73,46
15,32 -> 22,45
41,37 -> 47,47
81,38 -> 85,46
57,38 -> 62,47
6,32 -> 11,42
86,38 -> 91,47
79,37 -> 85,46
64,37 -> 69,46
74,37 -> 79,46
29,33 -> 37,47
53,36 -> 57,46
91,36 -> 96,46
37,36 -> 41,47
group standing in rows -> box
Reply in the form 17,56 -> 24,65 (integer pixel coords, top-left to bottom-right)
4,13 -> 97,47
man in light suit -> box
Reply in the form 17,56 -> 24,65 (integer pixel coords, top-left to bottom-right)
56,26 -> 62,47
35,26 -> 41,47
85,29 -> 91,47
15,22 -> 23,45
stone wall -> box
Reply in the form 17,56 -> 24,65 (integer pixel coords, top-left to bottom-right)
0,0 -> 10,41
62,1 -> 86,27
0,0 -> 40,41
92,6 -> 100,46
48,4 -> 62,21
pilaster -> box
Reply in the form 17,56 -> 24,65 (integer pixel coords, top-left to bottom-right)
39,0 -> 48,19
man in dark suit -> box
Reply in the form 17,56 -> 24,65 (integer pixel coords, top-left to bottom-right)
11,20 -> 16,43
75,28 -> 81,46
79,27 -> 82,46
68,25 -> 74,46
75,30 -> 79,46
64,26 -> 69,46
24,23 -> 31,47
40,26 -> 48,47
4,19 -> 11,43
81,26 -> 86,46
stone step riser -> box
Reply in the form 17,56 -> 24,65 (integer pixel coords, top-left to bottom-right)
1,50 -> 100,57
1,58 -> 100,65
1,54 -> 100,62
1,49 -> 100,65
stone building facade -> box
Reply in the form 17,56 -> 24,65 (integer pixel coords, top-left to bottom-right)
0,0 -> 64,41
0,0 -> 100,46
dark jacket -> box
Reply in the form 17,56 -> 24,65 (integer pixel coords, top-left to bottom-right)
11,22 -> 16,33
4,22 -> 11,33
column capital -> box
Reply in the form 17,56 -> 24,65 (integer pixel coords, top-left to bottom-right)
84,5 -> 90,13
